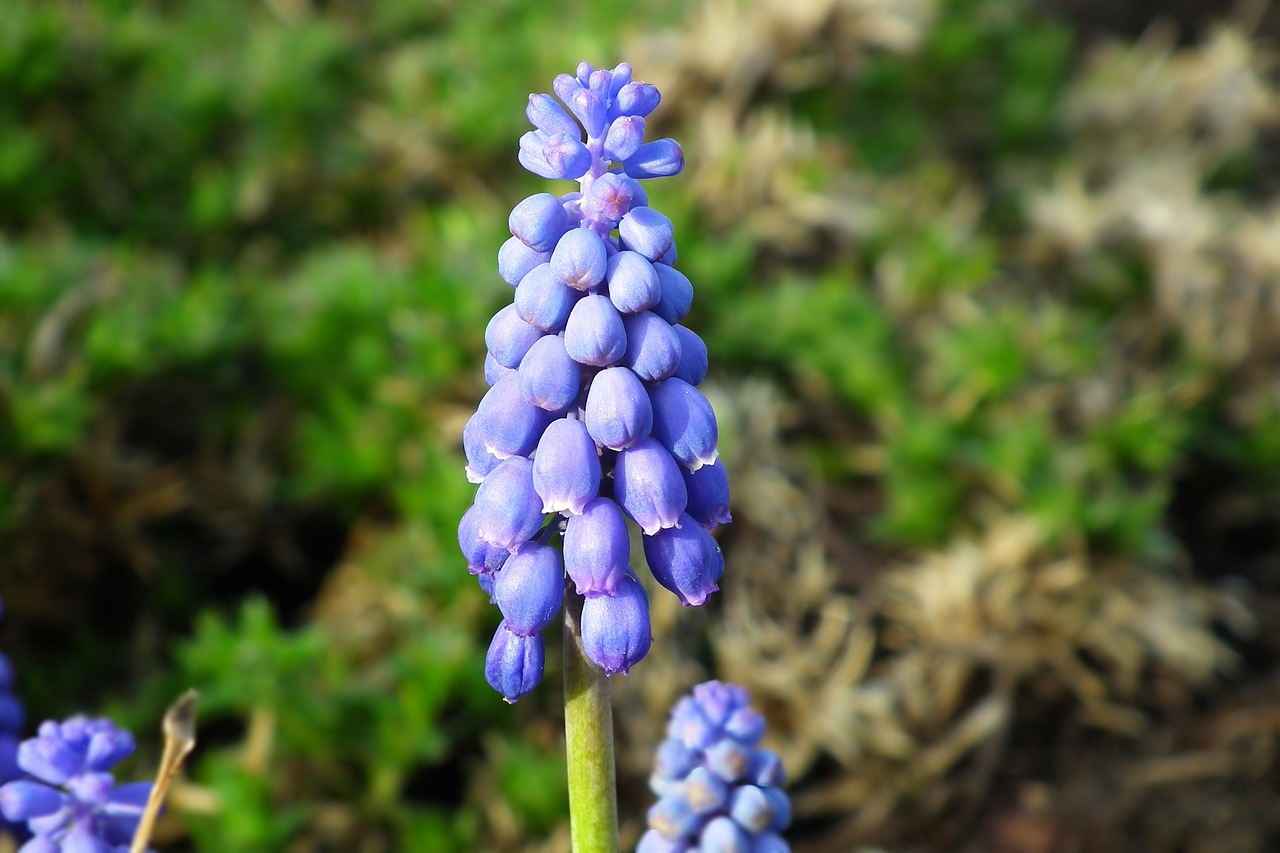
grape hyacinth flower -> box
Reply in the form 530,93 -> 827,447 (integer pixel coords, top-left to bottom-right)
639,682 -> 791,852
0,716 -> 153,852
461,61 -> 731,703
0,600 -> 25,839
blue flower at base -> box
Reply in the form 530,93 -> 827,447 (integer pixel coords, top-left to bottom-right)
0,717 -> 153,852
460,62 -> 732,702
638,682 -> 791,852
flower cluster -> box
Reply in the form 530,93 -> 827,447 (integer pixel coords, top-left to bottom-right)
0,601 -> 24,838
639,682 -> 791,853
459,61 -> 731,702
0,717 -> 153,852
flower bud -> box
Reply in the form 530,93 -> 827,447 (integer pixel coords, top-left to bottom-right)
642,513 -> 723,606
682,459 -> 731,529
515,263 -> 580,331
614,438 -> 687,534
580,570 -> 651,674
624,312 -> 682,382
458,507 -> 510,575
607,250 -> 661,314
517,334 -> 580,412
550,227 -> 608,290
564,294 -> 627,366
584,366 -> 652,451
614,81 -> 661,118
519,131 -> 592,181
699,816 -> 750,853
563,497 -> 629,596
620,207 -> 674,261
493,543 -> 565,636
526,92 -> 580,138
485,303 -> 544,369
485,622 -> 545,703
473,377 -> 552,460
582,172 -> 646,226
650,378 -> 719,471
566,87 -> 607,139
498,235 -> 550,287
652,264 -> 693,324
470,456 -> 545,551
510,192 -> 571,252
533,418 -> 601,515
604,115 -> 645,161
0,780 -> 65,821
671,325 -> 708,385
623,139 -> 684,179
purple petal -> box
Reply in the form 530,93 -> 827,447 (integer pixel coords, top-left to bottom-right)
0,780 -> 66,821
581,172 -> 646,226
623,312 -> 682,382
623,139 -> 684,179
485,622 -> 545,702
510,192 -> 572,252
580,571 -> 652,675
614,81 -> 661,118
681,459 -> 731,529
642,513 -> 723,606
649,377 -> 719,471
472,377 -> 554,460
532,418 -> 601,515
515,263 -> 580,332
651,264 -> 693,324
550,227 -> 608,290
493,543 -> 565,636
614,438 -> 687,535
517,334 -> 581,412
606,250 -> 661,315
471,456 -> 546,551
619,207 -> 674,262
526,93 -> 580,138
498,236 -> 550,287
564,294 -> 627,367
518,130 -> 592,181
458,507 -> 510,575
563,497 -> 630,596
670,325 -> 708,386
604,115 -> 645,162
584,366 -> 653,451
485,303 -> 544,369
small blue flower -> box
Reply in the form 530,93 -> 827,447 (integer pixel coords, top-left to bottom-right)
639,682 -> 791,852
0,717 -> 153,852
461,62 -> 730,701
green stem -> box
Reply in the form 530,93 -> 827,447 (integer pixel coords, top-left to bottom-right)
563,586 -> 620,853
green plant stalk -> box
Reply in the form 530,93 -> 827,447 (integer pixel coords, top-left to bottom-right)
562,585 -> 620,853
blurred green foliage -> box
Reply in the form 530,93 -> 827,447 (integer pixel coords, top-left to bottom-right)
0,0 -> 1275,849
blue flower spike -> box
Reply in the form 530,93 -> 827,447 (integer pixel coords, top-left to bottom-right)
460,61 -> 729,702
0,716 -> 154,852
639,682 -> 791,852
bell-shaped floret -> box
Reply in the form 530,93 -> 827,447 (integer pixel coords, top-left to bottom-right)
565,86 -> 608,139
498,236 -> 550,287
458,507 -> 510,575
613,81 -> 661,119
563,497 -> 629,596
607,251 -> 661,314
519,131 -> 592,181
607,62 -> 633,98
581,172 -> 646,227
473,377 -> 553,460
604,115 -> 645,162
580,570 -> 652,675
463,414 -> 500,484
470,456 -> 545,552
0,780 -> 66,821
652,264 -> 693,324
485,304 -> 544,369
650,378 -> 720,471
620,207 -> 675,262
682,459 -> 731,530
485,622 -> 545,703
725,705 -> 766,744
516,263 -> 580,332
584,366 -> 652,450
671,325 -> 708,385
510,192 -> 572,252
684,766 -> 729,814
623,312 -> 682,382
704,739 -> 752,783
533,418 -> 600,515
614,438 -> 687,534
728,786 -> 781,835
564,294 -> 627,367
647,791 -> 701,842
518,334 -> 581,411
526,92 -> 580,138
550,227 -> 608,290
746,751 -> 785,788
493,543 -> 565,636
623,139 -> 684,179
484,352 -> 516,387
642,513 -> 723,606
699,816 -> 750,853
636,829 -> 691,853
